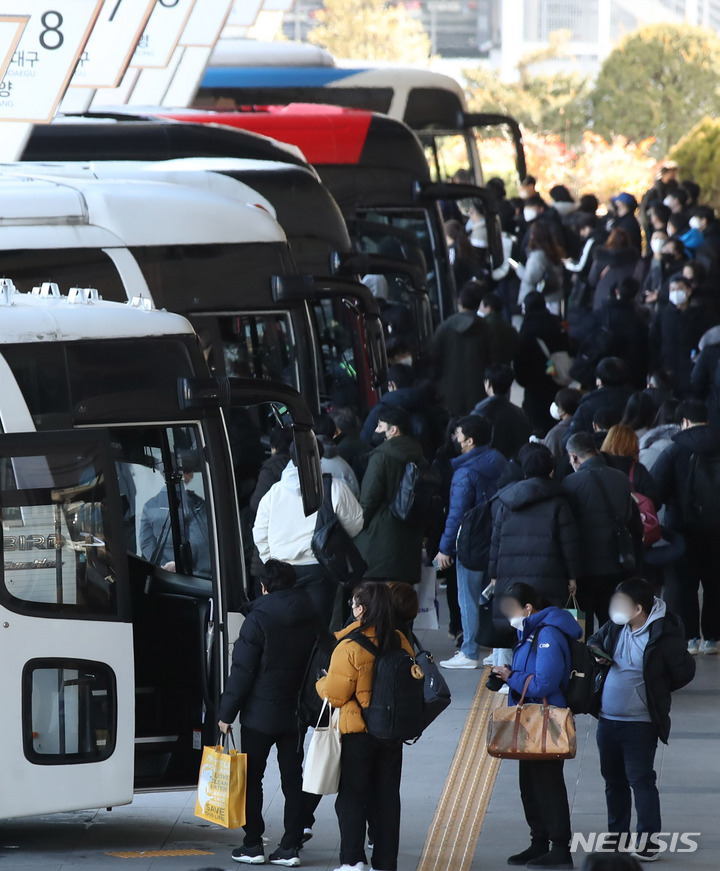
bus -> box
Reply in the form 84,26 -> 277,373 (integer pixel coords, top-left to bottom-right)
158,104 -> 504,352
196,39 -> 527,186
0,280 -> 321,819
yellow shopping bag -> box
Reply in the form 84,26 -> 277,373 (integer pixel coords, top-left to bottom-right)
194,731 -> 246,828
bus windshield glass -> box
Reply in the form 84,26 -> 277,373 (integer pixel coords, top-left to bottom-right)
0,249 -> 126,301
422,133 -> 475,184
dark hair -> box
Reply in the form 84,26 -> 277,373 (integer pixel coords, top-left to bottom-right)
330,406 -> 360,434
525,193 -> 546,210
457,414 -> 492,447
580,853 -> 642,871
665,237 -> 686,257
313,412 -> 337,439
647,369 -> 674,394
518,442 -> 554,479
668,274 -> 691,291
669,187 -> 688,206
269,427 -> 293,454
522,290 -> 547,314
596,357 -> 628,387
500,581 -> 547,611
480,292 -> 503,312
529,220 -> 565,264
622,392 -> 656,432
487,176 -> 507,198
614,577 -> 655,615
594,406 -> 622,431
445,218 -> 476,262
555,387 -> 582,416
386,581 -> 419,626
566,431 -> 598,459
693,204 -> 715,223
682,180 -> 700,204
550,184 -> 574,203
617,276 -> 640,301
352,581 -> 399,655
653,398 -> 681,427
387,363 -> 415,390
684,260 -> 707,284
574,213 -> 596,232
377,405 -> 411,434
578,193 -> 599,215
484,363 -> 514,396
459,280 -> 485,311
677,398 -> 708,424
521,175 -> 537,187
649,202 -> 670,224
261,559 -> 297,593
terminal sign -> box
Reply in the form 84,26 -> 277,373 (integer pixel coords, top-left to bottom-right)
130,0 -> 196,69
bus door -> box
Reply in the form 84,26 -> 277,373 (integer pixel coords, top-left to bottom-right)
0,430 -> 134,819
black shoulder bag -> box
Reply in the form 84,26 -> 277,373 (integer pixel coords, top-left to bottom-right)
311,474 -> 367,587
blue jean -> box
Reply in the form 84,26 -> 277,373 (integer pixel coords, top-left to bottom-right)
596,718 -> 661,838
457,561 -> 484,660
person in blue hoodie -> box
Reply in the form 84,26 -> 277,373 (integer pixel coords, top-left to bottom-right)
436,414 -> 507,669
588,578 -> 695,863
492,582 -> 583,870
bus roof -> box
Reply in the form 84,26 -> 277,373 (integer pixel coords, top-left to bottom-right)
0,173 -> 286,248
0,282 -> 194,343
210,39 -> 335,68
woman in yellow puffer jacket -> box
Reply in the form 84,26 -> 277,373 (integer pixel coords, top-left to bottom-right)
316,582 -> 415,871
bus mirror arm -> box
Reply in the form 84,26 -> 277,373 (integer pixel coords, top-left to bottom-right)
330,252 -> 427,294
178,376 -> 323,515
462,112 -> 527,181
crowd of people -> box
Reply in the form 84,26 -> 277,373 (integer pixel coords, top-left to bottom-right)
210,164 -> 719,870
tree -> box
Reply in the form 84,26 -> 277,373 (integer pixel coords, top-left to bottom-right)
669,117 -> 720,209
307,0 -> 431,64
592,23 -> 720,156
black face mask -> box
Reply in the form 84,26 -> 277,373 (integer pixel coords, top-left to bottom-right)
370,431 -> 387,447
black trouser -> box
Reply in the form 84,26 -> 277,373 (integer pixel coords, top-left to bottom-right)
293,564 -> 336,628
240,725 -> 305,850
518,760 -> 572,848
335,732 -> 403,871
445,563 -> 462,637
670,531 -> 720,640
577,573 -> 623,634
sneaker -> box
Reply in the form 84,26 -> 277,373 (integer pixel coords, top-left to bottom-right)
332,865 -> 366,871
232,844 -> 266,864
687,638 -> 700,655
301,828 -> 313,845
699,640 -> 718,655
439,651 -> 479,669
632,846 -> 660,862
482,654 -> 494,666
498,684 -> 510,695
269,846 -> 300,867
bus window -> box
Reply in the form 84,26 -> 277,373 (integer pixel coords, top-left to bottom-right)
220,314 -> 296,385
423,133 -> 475,184
0,445 -> 119,615
311,299 -> 360,408
0,249 -> 126,301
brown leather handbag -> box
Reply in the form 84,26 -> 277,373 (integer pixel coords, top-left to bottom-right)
486,675 -> 577,761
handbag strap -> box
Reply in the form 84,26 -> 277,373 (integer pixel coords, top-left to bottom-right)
315,697 -> 335,730
313,474 -> 336,533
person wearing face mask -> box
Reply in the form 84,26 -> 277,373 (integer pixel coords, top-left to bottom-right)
662,187 -> 689,229
641,230 -> 668,303
445,217 -> 484,288
649,275 -> 712,396
354,406 -> 426,585
492,582 -> 583,869
691,205 -> 720,286
608,193 -> 642,253
542,387 -> 582,476
588,578 -> 695,862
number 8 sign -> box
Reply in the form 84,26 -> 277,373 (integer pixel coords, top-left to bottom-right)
0,0 -> 103,122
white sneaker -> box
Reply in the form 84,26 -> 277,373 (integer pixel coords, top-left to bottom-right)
333,865 -> 366,871
439,651 -> 479,669
482,654 -> 494,666
699,639 -> 718,655
688,638 -> 700,655
498,684 -> 510,695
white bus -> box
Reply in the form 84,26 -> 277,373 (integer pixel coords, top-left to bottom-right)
0,281 -> 320,819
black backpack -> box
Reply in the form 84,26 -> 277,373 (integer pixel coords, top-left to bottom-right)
390,460 -> 443,530
412,634 -> 451,730
350,630 -> 426,743
684,451 -> 720,530
455,494 -> 493,571
311,474 -> 368,586
297,629 -> 338,728
528,625 -> 603,716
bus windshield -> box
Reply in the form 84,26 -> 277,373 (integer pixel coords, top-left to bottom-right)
0,249 -> 126,301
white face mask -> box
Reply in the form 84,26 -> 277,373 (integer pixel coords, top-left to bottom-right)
610,609 -> 631,626
550,402 -> 562,421
689,216 -> 702,230
523,207 -> 538,223
650,238 -> 665,255
477,308 -> 487,318
669,288 -> 688,307
509,615 -> 526,631
663,196 -> 674,208
397,354 -> 413,366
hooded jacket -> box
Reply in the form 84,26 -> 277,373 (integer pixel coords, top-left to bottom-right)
218,587 -> 318,733
652,423 -> 720,531
472,394 -> 532,461
506,607 -> 584,707
588,599 -> 695,743
253,464 -> 364,565
438,444 -> 507,556
489,478 -> 581,605
316,621 -> 415,734
638,424 -> 681,473
430,310 -> 489,416
354,434 -> 426,583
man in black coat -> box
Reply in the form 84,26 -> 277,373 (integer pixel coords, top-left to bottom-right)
653,399 -> 720,654
609,192 -> 643,253
472,364 -> 531,460
566,357 -> 634,443
588,578 -> 695,861
218,560 -> 317,866
562,433 -> 642,632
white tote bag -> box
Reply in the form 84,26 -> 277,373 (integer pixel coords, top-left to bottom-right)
302,699 -> 342,795
415,558 -> 439,630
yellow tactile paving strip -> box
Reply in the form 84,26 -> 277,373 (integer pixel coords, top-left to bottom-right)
106,849 -> 214,859
417,669 -> 504,871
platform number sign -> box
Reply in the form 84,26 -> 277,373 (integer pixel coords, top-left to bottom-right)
70,0 -> 156,90
0,0 -> 103,122
0,16 -> 28,92
130,0 -> 196,69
